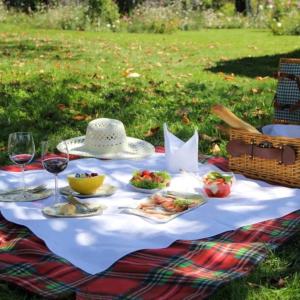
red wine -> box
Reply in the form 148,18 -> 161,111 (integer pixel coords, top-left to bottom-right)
43,158 -> 68,174
10,154 -> 33,165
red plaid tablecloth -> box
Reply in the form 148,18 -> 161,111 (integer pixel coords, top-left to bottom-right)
0,153 -> 299,299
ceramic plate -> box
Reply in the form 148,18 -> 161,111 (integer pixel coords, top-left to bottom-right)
42,203 -> 106,218
120,191 -> 207,223
0,189 -> 52,202
129,183 -> 165,194
59,184 -> 117,198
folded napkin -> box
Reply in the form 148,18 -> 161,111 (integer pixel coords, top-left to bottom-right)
262,124 -> 300,138
163,123 -> 199,173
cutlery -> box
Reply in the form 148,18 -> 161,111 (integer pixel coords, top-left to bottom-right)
0,184 -> 47,196
67,195 -> 100,213
118,206 -> 136,210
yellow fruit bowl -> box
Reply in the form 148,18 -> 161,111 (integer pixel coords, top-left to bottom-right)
67,174 -> 105,195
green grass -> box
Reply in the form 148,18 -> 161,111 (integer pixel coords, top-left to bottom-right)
0,24 -> 299,299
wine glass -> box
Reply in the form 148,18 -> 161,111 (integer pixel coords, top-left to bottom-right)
41,140 -> 69,204
8,132 -> 35,196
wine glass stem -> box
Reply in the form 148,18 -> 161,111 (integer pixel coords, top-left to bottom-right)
21,164 -> 26,196
54,174 -> 59,204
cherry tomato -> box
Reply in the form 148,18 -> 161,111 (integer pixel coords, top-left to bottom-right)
141,170 -> 151,177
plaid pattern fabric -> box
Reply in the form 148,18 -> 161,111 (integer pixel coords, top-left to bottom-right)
0,211 -> 299,300
0,155 -> 299,299
275,60 -> 300,123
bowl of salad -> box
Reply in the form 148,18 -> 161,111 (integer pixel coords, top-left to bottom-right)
129,170 -> 171,193
203,171 -> 234,198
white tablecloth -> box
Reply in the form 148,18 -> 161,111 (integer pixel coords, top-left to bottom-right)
0,153 -> 299,275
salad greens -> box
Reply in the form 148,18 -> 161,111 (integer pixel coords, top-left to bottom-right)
130,170 -> 171,189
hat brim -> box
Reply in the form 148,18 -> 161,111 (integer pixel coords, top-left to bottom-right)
57,136 -> 155,160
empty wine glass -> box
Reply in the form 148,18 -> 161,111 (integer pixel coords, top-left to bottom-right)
8,132 -> 35,197
41,140 -> 69,204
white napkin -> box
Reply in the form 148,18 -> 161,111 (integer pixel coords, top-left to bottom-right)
163,123 -> 199,173
262,124 -> 300,138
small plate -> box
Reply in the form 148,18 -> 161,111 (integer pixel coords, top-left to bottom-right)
0,189 -> 52,202
129,183 -> 165,194
42,203 -> 105,218
59,184 -> 117,198
120,191 -> 207,223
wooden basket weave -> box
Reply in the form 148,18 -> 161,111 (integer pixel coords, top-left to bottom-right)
228,128 -> 300,188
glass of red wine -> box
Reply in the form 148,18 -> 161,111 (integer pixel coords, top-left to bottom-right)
8,132 -> 35,196
41,140 -> 69,204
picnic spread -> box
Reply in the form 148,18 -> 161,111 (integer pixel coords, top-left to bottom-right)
0,58 -> 300,299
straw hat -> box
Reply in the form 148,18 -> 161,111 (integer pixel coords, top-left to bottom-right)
57,118 -> 155,160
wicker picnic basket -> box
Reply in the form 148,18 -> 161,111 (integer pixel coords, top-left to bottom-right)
227,58 -> 300,188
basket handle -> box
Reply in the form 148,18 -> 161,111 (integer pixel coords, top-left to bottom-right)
227,139 -> 296,165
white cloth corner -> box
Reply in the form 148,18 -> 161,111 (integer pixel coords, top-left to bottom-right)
163,123 -> 199,173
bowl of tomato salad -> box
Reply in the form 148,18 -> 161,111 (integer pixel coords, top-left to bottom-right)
203,171 -> 234,198
129,170 -> 171,193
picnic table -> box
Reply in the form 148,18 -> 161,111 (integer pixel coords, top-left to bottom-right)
0,150 -> 299,299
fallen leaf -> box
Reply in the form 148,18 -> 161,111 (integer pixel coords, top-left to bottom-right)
181,114 -> 190,124
72,114 -> 89,121
92,73 -> 105,80
255,76 -> 269,81
211,144 -> 221,156
57,103 -> 66,111
126,72 -> 141,78
224,73 -> 235,81
220,56 -> 229,61
252,108 -> 266,118
123,68 -> 141,78
277,278 -> 286,288
270,277 -> 286,288
144,126 -> 160,137
247,282 -> 261,288
201,134 -> 220,143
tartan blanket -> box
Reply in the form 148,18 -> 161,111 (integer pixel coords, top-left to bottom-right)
0,155 -> 299,299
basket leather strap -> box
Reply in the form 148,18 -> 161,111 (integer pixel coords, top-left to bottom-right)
227,139 -> 296,165
274,71 -> 300,112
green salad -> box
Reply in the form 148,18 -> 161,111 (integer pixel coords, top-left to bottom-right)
130,170 -> 171,189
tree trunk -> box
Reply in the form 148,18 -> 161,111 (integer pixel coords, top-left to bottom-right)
235,0 -> 252,15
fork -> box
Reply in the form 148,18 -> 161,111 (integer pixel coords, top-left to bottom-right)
0,184 -> 47,196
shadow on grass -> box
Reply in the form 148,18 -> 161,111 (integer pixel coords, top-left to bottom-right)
0,39 -> 85,60
206,49 -> 300,78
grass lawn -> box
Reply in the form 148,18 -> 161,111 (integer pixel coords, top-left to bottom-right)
0,24 -> 299,299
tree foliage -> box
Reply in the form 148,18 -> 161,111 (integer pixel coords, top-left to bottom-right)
114,0 -> 144,14
87,0 -> 120,23
4,0 -> 56,12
